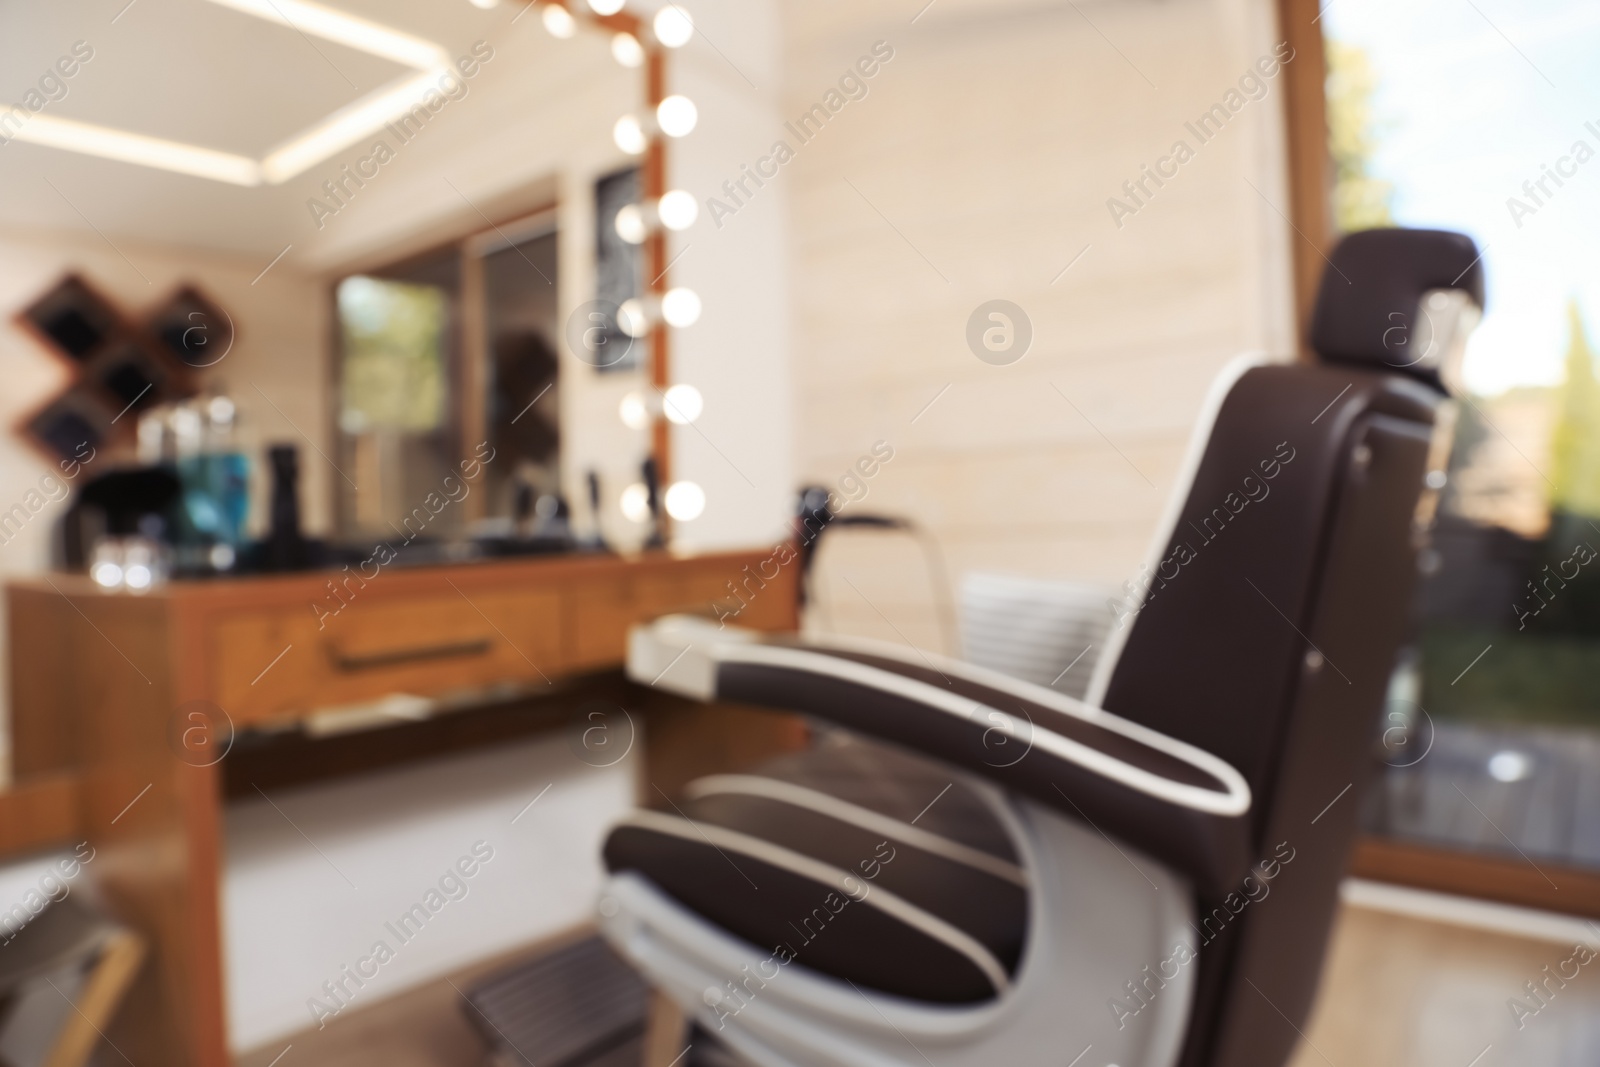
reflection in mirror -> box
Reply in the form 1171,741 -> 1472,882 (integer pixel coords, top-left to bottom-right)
483,227 -> 560,525
337,256 -> 457,537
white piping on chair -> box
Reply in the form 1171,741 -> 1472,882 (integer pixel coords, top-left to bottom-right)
1085,352 -> 1270,706
710,642 -> 1252,817
683,774 -> 1030,887
779,628 -> 1252,809
616,809 -> 1013,995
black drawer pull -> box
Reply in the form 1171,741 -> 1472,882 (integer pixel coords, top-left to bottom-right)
330,638 -> 493,671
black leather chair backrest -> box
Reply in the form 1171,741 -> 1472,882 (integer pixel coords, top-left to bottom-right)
1311,228 -> 1484,390
1098,228 -> 1483,1067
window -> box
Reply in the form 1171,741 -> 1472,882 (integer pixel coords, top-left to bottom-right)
1318,1 -> 1600,891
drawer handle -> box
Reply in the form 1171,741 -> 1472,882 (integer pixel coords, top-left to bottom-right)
330,638 -> 494,672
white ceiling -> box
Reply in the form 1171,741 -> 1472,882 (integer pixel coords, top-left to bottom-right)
0,0 -> 555,263
0,0 -> 1131,268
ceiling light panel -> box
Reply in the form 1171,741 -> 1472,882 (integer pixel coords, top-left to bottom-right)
199,0 -> 450,69
11,115 -> 262,186
5,1 -> 460,186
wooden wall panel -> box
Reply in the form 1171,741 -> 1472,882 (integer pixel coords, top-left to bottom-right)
781,0 -> 1301,638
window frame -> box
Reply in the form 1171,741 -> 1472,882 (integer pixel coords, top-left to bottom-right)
1279,0 -> 1600,919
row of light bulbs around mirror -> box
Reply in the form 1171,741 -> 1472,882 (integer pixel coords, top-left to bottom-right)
514,0 -> 710,523
521,0 -> 706,340
527,1 -> 695,53
530,1 -> 703,148
616,384 -> 705,521
471,0 -> 696,54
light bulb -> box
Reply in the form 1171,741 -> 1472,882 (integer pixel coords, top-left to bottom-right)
663,384 -> 703,424
542,4 -> 577,38
611,32 -> 644,67
620,483 -> 652,523
614,203 -> 647,244
619,391 -> 651,429
613,114 -> 647,155
665,480 -> 706,521
653,4 -> 693,48
656,95 -> 697,137
618,298 -> 652,337
657,189 -> 697,230
172,406 -> 201,440
91,561 -> 123,588
587,0 -> 625,12
124,564 -> 153,591
661,287 -> 701,327
469,0 -> 499,8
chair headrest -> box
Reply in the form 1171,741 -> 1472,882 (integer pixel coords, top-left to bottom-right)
1310,228 -> 1485,392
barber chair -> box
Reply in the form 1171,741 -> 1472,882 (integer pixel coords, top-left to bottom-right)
595,228 -> 1484,1067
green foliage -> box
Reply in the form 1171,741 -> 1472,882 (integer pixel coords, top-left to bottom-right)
1325,40 -> 1394,233
1549,302 -> 1600,519
338,276 -> 448,432
1528,514 -> 1600,636
1422,623 -> 1600,728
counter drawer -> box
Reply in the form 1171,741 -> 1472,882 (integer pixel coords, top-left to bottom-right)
212,586 -> 563,724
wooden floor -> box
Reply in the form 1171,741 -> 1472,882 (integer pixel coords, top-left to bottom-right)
231,928 -> 597,1067
232,902 -> 1600,1067
1289,901 -> 1600,1067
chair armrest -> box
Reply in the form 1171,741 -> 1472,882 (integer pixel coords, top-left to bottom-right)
628,615 -> 1254,896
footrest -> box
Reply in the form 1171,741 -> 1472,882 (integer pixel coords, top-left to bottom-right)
459,936 -> 649,1067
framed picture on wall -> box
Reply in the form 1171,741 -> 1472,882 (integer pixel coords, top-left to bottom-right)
593,166 -> 642,374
